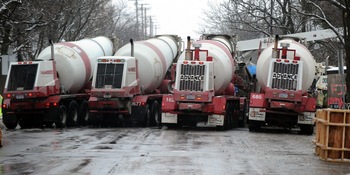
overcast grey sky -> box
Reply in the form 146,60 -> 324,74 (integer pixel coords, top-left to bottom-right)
128,0 -> 211,40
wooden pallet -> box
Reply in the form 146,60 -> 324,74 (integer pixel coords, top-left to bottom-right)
314,109 -> 350,162
0,128 -> 2,147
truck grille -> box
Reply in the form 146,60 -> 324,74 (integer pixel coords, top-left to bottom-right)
271,62 -> 299,90
179,64 -> 205,91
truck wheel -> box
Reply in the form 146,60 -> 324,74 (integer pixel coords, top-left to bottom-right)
230,102 -> 238,129
18,115 -> 32,129
218,111 -> 230,131
33,114 -> 44,128
56,105 -> 68,128
140,104 -> 150,127
44,122 -> 54,128
78,100 -> 89,126
3,121 -> 17,130
150,101 -> 161,127
219,102 -> 235,130
300,124 -> 314,135
218,115 -> 229,131
68,100 -> 79,126
238,103 -> 247,127
225,103 -> 233,129
3,114 -> 18,130
249,121 -> 262,132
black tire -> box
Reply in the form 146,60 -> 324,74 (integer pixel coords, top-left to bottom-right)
2,109 -> 18,129
55,105 -> 68,128
44,122 -> 54,128
68,100 -> 79,126
78,100 -> 90,126
230,102 -> 239,129
89,113 -> 99,128
3,117 -> 18,130
226,102 -> 234,129
18,120 -> 28,129
3,122 -> 17,129
18,117 -> 31,129
143,104 -> 151,127
248,121 -> 262,132
218,110 -> 229,131
238,103 -> 247,127
150,101 -> 161,127
300,124 -> 314,135
218,115 -> 229,131
218,102 -> 234,130
31,114 -> 43,129
228,113 -> 233,130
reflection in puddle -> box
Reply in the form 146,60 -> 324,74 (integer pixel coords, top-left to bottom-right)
0,162 -> 34,174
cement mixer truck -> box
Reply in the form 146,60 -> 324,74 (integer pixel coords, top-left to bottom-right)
88,35 -> 182,126
161,34 -> 247,129
2,36 -> 114,129
248,36 -> 316,134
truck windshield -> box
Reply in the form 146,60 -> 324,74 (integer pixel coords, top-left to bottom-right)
7,64 -> 38,91
95,63 -> 124,88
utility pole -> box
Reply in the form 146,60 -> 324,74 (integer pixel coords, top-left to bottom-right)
150,17 -> 153,37
149,17 -> 157,37
270,0 -> 274,36
144,7 -> 150,39
338,48 -> 346,108
140,3 -> 149,40
154,25 -> 158,36
140,4 -> 144,39
154,16 -> 160,36
129,0 -> 140,40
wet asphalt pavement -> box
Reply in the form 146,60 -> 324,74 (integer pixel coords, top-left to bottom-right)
0,121 -> 350,175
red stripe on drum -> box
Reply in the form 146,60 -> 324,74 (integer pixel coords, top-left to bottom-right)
197,40 -> 234,67
59,42 -> 91,84
139,41 -> 167,74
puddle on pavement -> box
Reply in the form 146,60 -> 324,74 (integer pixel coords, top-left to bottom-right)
0,162 -> 35,175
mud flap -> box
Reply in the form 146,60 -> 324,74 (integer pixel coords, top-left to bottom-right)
208,114 -> 224,126
248,107 -> 266,121
297,112 -> 315,125
161,113 -> 177,123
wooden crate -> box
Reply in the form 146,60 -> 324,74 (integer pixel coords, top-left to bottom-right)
314,109 -> 350,162
0,128 -> 2,147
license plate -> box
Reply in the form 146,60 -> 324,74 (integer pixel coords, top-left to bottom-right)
104,85 -> 112,89
187,95 -> 195,100
16,94 -> 24,99
279,93 -> 288,98
103,94 -> 112,98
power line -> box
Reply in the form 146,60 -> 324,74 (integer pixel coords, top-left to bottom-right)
129,0 -> 140,40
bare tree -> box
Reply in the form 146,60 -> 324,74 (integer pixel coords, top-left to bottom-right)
1,0 -> 139,56
202,0 -> 350,103
0,0 -> 138,95
0,0 -> 31,95
200,0 -> 308,40
297,0 -> 350,102
202,0 -> 342,62
89,0 -> 138,47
